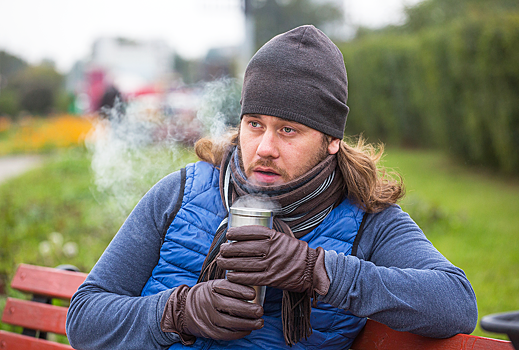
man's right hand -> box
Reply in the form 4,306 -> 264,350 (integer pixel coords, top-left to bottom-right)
161,279 -> 264,345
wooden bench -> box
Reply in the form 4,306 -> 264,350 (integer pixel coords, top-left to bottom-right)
350,318 -> 514,349
0,264 -> 87,350
0,264 -> 514,350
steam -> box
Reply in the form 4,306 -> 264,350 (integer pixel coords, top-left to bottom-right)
231,194 -> 281,214
196,77 -> 241,139
86,78 -> 241,218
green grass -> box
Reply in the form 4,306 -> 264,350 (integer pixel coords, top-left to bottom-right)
0,148 -> 116,283
384,148 -> 519,338
0,146 -> 517,341
0,146 -> 197,281
0,145 -> 197,336
0,147 -> 121,335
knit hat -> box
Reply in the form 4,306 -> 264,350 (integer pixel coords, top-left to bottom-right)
240,25 -> 349,140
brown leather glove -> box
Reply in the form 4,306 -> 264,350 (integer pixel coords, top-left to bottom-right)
217,225 -> 330,296
161,279 -> 264,345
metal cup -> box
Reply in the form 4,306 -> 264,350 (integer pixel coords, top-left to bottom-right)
228,206 -> 273,306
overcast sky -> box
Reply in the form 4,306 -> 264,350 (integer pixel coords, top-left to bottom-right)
0,0 -> 422,74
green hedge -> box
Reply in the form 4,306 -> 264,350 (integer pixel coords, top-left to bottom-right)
340,14 -> 519,174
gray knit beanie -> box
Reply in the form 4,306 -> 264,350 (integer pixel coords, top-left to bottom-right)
240,25 -> 349,140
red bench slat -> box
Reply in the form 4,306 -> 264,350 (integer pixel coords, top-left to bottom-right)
1,298 -> 68,335
10,264 -> 87,300
0,330 -> 73,350
350,319 -> 514,350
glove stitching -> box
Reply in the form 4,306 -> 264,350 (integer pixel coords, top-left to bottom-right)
304,248 -> 318,295
179,287 -> 194,343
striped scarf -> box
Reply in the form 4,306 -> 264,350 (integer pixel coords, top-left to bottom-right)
198,146 -> 343,345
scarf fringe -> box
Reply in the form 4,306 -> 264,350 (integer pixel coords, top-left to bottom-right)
198,225 -> 228,283
199,256 -> 226,282
282,290 -> 313,346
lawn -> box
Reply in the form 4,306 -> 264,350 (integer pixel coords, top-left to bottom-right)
0,146 -> 196,287
0,145 -> 517,341
0,145 -> 196,338
385,148 -> 519,338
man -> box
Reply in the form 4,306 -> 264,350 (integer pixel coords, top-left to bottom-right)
67,25 -> 477,349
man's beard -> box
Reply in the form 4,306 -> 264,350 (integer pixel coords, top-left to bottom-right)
237,135 -> 330,184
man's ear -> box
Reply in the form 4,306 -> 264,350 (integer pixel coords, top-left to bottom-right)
328,138 -> 340,155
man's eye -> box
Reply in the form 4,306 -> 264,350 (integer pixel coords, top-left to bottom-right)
250,121 -> 260,128
283,127 -> 295,133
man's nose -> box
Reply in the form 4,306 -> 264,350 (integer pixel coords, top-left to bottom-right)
256,130 -> 279,159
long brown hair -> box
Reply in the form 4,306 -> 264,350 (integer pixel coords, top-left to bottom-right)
194,131 -> 404,213
336,136 -> 404,213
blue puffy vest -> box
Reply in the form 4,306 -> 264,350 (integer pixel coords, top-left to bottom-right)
141,161 -> 366,349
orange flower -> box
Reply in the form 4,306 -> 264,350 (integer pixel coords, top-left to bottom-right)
0,115 -> 94,155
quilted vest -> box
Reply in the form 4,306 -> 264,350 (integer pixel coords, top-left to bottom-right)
141,161 -> 367,349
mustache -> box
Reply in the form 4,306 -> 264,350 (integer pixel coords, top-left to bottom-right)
247,158 -> 290,180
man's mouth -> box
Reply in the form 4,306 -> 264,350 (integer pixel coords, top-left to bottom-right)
254,167 -> 279,176
245,159 -> 289,185
250,166 -> 283,184
256,170 -> 279,176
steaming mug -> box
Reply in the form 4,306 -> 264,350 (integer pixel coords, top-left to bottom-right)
228,206 -> 273,307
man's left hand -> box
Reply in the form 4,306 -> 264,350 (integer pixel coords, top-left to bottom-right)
217,225 -> 330,296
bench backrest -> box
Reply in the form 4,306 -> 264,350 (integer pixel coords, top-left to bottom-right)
0,264 -> 87,350
351,318 -> 514,350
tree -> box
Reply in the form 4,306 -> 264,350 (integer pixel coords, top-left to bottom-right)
0,89 -> 20,116
0,50 -> 28,83
249,0 -> 344,51
173,53 -> 204,85
1,52 -> 66,116
9,63 -> 64,115
403,0 -> 519,32
0,51 -> 28,116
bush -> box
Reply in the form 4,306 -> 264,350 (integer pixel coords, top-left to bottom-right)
340,13 -> 519,175
0,89 -> 20,117
1,63 -> 64,117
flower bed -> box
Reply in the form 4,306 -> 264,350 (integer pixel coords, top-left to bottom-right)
0,115 -> 94,155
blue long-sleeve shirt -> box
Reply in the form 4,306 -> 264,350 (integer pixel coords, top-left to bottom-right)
66,169 -> 478,350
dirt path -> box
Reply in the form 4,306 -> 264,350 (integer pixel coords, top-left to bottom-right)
0,155 -> 45,184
